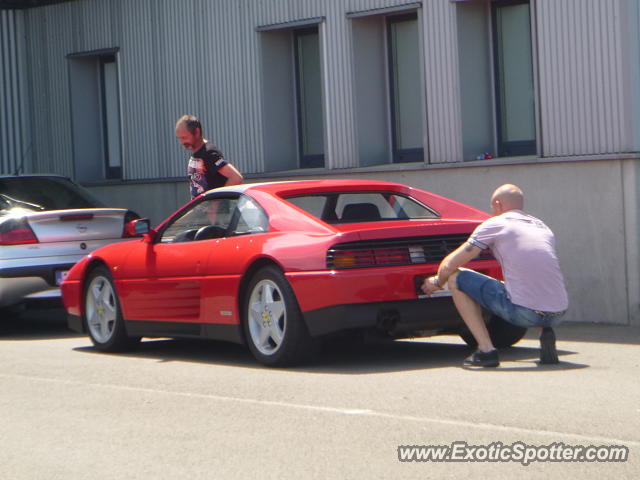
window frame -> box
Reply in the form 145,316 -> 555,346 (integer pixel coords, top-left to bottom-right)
99,54 -> 122,180
491,0 -> 537,157
293,26 -> 325,169
386,12 -> 424,164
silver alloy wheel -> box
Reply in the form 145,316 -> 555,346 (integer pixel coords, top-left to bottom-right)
247,279 -> 287,356
86,275 -> 118,344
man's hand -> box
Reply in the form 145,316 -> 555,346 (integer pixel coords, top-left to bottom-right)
421,276 -> 442,296
420,242 -> 482,296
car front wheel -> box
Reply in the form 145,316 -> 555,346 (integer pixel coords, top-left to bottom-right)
243,266 -> 318,367
84,266 -> 139,352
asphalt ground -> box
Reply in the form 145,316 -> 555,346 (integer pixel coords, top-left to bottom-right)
0,308 -> 638,479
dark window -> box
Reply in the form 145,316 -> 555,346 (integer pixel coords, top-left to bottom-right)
387,13 -> 424,163
492,0 -> 536,156
0,176 -> 104,211
294,27 -> 325,168
99,55 -> 122,179
68,50 -> 122,182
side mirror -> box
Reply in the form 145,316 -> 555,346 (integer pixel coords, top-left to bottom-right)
125,218 -> 153,238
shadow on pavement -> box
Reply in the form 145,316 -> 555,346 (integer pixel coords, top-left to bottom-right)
524,322 -> 640,346
72,335 -> 588,374
0,307 -> 80,340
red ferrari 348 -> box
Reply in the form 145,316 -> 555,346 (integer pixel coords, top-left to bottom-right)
62,180 -> 526,366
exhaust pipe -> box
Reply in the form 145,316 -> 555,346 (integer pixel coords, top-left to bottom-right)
376,309 -> 400,333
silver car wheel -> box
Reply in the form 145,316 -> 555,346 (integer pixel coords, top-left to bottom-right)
85,275 -> 118,344
247,279 -> 287,356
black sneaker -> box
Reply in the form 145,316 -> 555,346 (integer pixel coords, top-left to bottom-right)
539,327 -> 559,364
464,349 -> 499,368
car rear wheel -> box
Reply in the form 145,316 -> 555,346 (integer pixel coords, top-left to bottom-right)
243,266 -> 318,367
459,312 -> 527,349
84,266 -> 139,352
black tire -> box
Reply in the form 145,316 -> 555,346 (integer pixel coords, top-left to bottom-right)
83,266 -> 140,352
459,311 -> 527,348
242,266 -> 318,367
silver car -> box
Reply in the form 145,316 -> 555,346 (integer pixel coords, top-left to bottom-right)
0,175 -> 139,310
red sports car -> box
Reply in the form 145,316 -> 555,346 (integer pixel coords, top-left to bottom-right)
62,180 -> 526,366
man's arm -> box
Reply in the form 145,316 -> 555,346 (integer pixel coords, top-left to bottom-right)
421,242 -> 482,295
219,163 -> 244,186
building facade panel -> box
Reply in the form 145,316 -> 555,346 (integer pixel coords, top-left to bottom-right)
536,0 -> 628,156
25,4 -> 74,176
423,0 -> 462,163
4,0 -> 640,325
0,8 -> 29,175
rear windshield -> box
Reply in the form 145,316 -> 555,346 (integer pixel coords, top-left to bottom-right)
285,191 -> 439,224
0,177 -> 104,212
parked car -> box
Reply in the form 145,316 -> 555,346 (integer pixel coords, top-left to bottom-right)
0,175 -> 139,311
61,179 -> 526,366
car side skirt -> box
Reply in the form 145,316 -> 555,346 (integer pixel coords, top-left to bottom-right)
68,313 -> 245,344
124,320 -> 244,344
302,297 -> 463,337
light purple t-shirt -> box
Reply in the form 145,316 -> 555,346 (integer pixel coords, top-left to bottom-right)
468,210 -> 568,313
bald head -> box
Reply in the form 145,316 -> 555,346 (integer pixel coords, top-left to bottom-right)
490,184 -> 524,215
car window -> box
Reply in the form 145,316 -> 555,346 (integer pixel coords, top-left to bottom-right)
285,191 -> 439,223
159,196 -> 268,243
231,196 -> 269,235
286,195 -> 326,218
0,193 -> 45,214
160,198 -> 238,243
0,177 -> 104,211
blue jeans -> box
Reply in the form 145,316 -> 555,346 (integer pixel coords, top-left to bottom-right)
455,269 -> 565,328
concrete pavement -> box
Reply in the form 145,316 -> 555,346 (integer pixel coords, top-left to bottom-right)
0,310 -> 638,479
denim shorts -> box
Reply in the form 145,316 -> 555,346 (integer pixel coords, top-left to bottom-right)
455,269 -> 565,328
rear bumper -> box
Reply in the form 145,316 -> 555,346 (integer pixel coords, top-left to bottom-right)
0,263 -> 76,288
303,296 -> 462,337
287,261 -> 499,313
0,276 -> 61,308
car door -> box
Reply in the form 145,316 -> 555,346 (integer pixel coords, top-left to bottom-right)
120,196 -> 239,322
199,195 -> 270,325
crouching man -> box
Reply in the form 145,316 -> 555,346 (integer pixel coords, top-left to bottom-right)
421,184 -> 568,367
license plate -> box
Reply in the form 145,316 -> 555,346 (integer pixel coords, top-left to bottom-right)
414,275 -> 452,299
55,270 -> 69,286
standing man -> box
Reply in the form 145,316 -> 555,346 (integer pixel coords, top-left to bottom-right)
175,114 -> 243,199
421,184 -> 568,368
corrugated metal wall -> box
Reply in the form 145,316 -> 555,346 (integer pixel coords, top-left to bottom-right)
536,0 -> 629,156
15,0 -> 640,181
423,0 -> 463,163
625,0 -> 640,151
0,8 -> 30,175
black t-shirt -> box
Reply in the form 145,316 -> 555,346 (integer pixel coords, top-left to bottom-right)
187,141 -> 228,199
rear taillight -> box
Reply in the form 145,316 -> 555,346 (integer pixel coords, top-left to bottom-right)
329,248 -> 411,269
331,249 -> 375,268
0,218 -> 39,245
